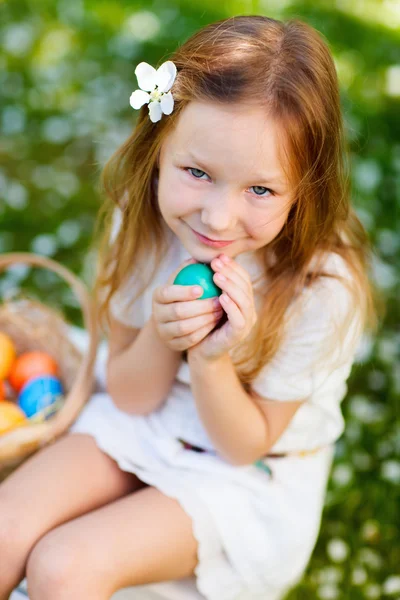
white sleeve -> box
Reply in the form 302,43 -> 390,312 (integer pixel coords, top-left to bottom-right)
250,267 -> 363,403
107,207 -> 147,328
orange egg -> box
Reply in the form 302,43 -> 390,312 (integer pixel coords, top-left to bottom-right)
0,380 -> 5,401
0,332 -> 16,380
0,401 -> 27,434
9,351 -> 59,393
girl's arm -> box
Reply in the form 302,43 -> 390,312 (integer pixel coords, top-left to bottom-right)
106,314 -> 181,415
188,352 -> 304,466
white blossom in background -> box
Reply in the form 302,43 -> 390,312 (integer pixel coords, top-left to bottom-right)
42,116 -> 72,144
385,65 -> 400,96
364,584 -> 381,599
377,335 -> 399,363
317,583 -> 340,599
371,254 -> 397,290
351,566 -> 367,585
331,463 -> 353,486
376,228 -> 400,256
31,234 -> 58,257
57,220 -> 81,247
316,566 -> 343,584
6,181 -> 28,210
123,11 -> 161,42
383,575 -> 400,595
53,170 -> 79,197
327,538 -> 349,563
31,165 -> 57,190
354,332 -> 374,363
3,23 -> 35,56
381,460 -> 400,484
353,158 -> 382,192
358,548 -> 383,570
1,105 -> 26,135
348,395 -> 386,424
4,264 -> 30,282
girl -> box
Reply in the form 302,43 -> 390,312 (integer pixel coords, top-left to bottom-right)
1,14 -> 381,600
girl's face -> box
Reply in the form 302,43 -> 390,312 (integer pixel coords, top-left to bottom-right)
157,101 -> 294,261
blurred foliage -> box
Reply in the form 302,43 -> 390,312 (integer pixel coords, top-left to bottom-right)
0,0 -> 399,598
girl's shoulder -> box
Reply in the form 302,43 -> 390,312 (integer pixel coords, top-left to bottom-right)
308,250 -> 354,282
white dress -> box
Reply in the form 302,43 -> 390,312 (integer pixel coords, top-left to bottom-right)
69,210 -> 363,600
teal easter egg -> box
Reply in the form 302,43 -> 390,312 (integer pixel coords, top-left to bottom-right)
173,263 -> 222,299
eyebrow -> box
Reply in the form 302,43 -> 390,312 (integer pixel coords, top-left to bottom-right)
179,150 -> 286,186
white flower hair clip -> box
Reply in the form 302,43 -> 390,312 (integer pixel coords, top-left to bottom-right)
129,60 -> 177,123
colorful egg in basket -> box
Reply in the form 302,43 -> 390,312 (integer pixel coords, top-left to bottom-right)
0,251 -> 98,479
9,350 -> 59,393
18,375 -> 64,419
0,401 -> 27,434
0,332 -> 16,380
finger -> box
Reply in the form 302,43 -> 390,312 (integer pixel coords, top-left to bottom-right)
211,255 -> 251,290
161,308 -> 223,339
212,270 -> 252,312
154,282 -> 204,305
218,291 -> 247,331
169,320 -> 219,352
167,257 -> 198,286
162,296 -> 222,323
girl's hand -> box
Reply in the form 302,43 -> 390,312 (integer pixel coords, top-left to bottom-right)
152,258 -> 224,352
187,253 -> 257,362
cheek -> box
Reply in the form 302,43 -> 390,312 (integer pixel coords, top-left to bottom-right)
158,173 -> 197,216
247,208 -> 288,242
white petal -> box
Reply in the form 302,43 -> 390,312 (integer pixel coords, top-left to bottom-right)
148,101 -> 162,123
160,91 -> 174,115
155,61 -> 177,93
129,89 -> 150,109
135,62 -> 157,92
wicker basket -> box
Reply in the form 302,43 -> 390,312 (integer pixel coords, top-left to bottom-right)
0,252 -> 99,480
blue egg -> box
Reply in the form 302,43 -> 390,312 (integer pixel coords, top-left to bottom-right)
18,375 -> 64,418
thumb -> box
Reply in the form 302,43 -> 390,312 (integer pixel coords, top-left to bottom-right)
167,257 -> 198,285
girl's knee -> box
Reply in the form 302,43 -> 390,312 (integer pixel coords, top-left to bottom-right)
26,531 -> 76,598
26,528 -> 107,600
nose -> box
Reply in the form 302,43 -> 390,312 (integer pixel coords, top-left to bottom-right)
200,189 -> 239,236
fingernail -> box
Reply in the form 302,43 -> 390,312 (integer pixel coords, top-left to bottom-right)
193,286 -> 203,296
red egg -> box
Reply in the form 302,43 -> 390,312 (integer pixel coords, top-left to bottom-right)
9,351 -> 59,393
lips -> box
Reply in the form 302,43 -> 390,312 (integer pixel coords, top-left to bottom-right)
191,227 -> 234,248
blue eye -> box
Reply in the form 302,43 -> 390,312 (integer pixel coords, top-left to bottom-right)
186,167 -> 209,180
185,168 -> 274,198
250,186 -> 273,197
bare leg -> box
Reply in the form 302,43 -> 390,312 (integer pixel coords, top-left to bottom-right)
26,486 -> 199,600
0,433 -> 148,600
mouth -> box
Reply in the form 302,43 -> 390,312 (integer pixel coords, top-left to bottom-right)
190,226 -> 234,248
